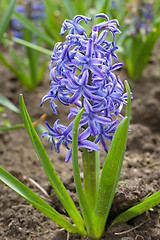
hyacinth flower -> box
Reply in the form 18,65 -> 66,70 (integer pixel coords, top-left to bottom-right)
41,13 -> 127,162
1,14 -> 160,240
0,0 -> 49,90
116,0 -> 160,80
11,0 -> 45,40
130,2 -> 154,38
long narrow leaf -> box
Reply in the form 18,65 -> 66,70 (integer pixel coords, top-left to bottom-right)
0,124 -> 24,132
0,93 -> 20,113
110,190 -> 160,226
19,95 -> 86,235
13,11 -> 54,47
9,47 -> 31,88
0,51 -> 21,79
92,117 -> 129,238
10,36 -> 53,56
62,0 -> 77,18
0,167 -> 79,233
72,108 -> 93,236
24,28 -> 38,87
0,0 -> 16,40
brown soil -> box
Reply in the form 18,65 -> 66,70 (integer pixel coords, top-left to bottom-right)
0,40 -> 160,240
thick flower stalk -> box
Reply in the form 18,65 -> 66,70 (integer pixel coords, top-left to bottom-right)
41,13 -> 127,163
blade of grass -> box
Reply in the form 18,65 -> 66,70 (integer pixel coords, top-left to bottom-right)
19,94 -> 86,235
0,0 -> 16,40
110,190 -> 160,227
0,167 -> 80,234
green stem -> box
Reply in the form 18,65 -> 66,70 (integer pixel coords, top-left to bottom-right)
82,140 -> 99,210
82,70 -> 100,211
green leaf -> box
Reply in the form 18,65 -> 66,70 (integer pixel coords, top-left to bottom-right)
9,47 -> 31,89
0,51 -> 22,79
97,0 -> 112,13
13,11 -> 54,47
122,21 -> 160,80
110,190 -> 160,227
43,0 -> 63,42
24,28 -> 38,87
72,108 -> 93,236
37,58 -> 48,83
62,0 -> 78,18
0,124 -> 24,132
92,117 -> 129,239
0,0 -> 16,40
10,36 -> 53,56
19,94 -> 86,235
0,167 -> 79,233
0,93 -> 20,114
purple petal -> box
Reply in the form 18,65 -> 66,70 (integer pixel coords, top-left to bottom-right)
90,58 -> 104,65
111,63 -> 123,71
89,121 -> 97,135
95,13 -> 109,21
90,65 -> 104,77
83,88 -> 94,101
100,136 -> 108,152
66,71 -> 79,87
97,31 -> 107,44
65,147 -> 72,162
96,115 -> 111,124
68,90 -> 81,104
80,140 -> 100,151
86,38 -> 93,58
84,98 -> 92,112
79,127 -> 90,140
80,70 -> 88,85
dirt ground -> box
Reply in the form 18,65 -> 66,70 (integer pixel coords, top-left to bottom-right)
0,40 -> 160,240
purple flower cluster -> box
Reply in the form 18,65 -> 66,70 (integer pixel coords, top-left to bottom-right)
11,0 -> 45,39
126,2 -> 154,37
41,14 -> 128,162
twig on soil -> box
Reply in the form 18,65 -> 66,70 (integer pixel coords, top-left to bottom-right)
39,195 -> 53,203
114,218 -> 150,236
141,192 -> 152,201
134,232 -> 144,240
67,230 -> 70,240
148,162 -> 160,168
11,204 -> 32,209
26,177 -> 54,203
32,113 -> 47,127
28,177 -> 50,198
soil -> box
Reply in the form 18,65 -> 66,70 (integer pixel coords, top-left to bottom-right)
0,40 -> 160,240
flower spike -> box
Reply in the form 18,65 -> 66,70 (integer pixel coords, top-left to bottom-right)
41,14 -> 129,161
